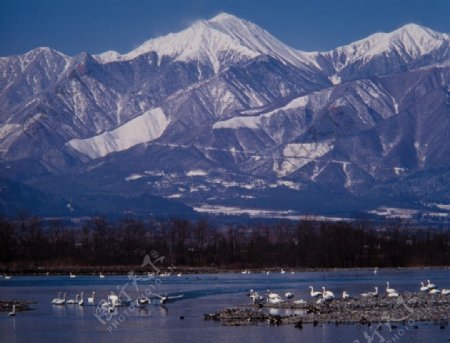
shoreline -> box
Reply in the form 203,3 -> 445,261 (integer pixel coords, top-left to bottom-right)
207,292 -> 450,327
1,265 -> 449,276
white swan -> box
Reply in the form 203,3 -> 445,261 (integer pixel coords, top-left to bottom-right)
153,292 -> 183,305
362,287 -> 378,298
266,290 -> 283,304
321,287 -> 335,300
280,269 -> 286,274
66,294 -> 79,304
426,279 -> 436,290
309,286 -> 322,297
420,282 -> 428,292
177,273 -> 182,277
441,289 -> 450,295
267,296 -> 284,304
99,272 -> 105,278
69,272 -> 76,278
88,291 -> 95,305
137,296 -> 150,305
386,282 -> 397,294
8,305 -> 16,317
429,288 -> 440,295
248,290 -> 265,304
54,293 -> 66,305
51,292 -> 62,304
78,292 -> 84,306
361,290 -> 370,297
387,292 -> 399,298
369,287 -> 379,297
4,275 -> 11,280
342,291 -> 349,300
108,293 -> 120,307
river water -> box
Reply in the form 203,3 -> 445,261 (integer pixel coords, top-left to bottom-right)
1,269 -> 449,342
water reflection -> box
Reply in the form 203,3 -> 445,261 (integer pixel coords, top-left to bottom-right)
136,306 -> 151,316
268,308 -> 281,315
52,304 -> 66,317
159,305 -> 168,317
285,308 -> 306,316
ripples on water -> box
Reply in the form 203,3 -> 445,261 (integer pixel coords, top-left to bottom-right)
0,269 -> 449,342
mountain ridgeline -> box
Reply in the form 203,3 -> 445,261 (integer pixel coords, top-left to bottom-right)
1,13 -> 450,219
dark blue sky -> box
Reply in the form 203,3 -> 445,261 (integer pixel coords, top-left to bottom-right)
1,0 -> 449,57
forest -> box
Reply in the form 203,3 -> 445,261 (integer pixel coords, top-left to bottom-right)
0,216 -> 449,272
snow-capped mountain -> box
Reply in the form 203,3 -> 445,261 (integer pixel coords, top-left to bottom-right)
1,13 -> 450,219
316,23 -> 450,81
96,13 -> 318,72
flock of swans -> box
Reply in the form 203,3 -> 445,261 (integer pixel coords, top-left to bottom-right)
248,279 -> 450,305
243,269 -> 296,275
67,272 -> 105,278
50,290 -> 183,312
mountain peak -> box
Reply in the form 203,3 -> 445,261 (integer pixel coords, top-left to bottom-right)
94,13 -> 313,72
209,12 -> 238,23
390,23 -> 449,43
327,22 -> 449,72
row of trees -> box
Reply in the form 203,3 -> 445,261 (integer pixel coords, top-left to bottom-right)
0,217 -> 449,270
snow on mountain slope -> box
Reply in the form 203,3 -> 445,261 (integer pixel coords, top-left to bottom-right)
66,107 -> 169,159
0,47 -> 71,111
95,13 -> 317,72
274,140 -> 334,177
213,95 -> 309,130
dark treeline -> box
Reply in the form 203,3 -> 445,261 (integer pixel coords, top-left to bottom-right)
0,216 -> 449,270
